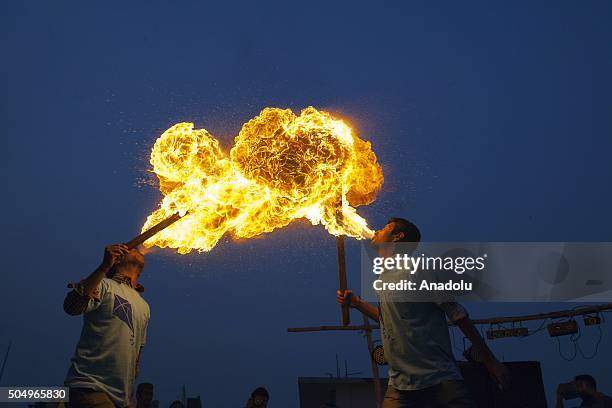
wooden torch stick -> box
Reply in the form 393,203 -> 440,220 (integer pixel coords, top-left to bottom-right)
125,212 -> 186,249
336,235 -> 350,326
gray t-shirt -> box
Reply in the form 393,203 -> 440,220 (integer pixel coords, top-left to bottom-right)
65,278 -> 150,407
377,269 -> 463,391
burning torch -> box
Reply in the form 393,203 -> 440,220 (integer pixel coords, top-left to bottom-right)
125,212 -> 186,249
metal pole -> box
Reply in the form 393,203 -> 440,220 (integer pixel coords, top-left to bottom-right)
362,315 -> 382,407
0,340 -> 12,385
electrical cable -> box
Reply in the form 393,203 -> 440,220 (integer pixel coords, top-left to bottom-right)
576,324 -> 602,360
526,318 -> 550,337
556,336 -> 578,361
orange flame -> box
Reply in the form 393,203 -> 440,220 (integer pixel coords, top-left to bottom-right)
142,107 -> 384,253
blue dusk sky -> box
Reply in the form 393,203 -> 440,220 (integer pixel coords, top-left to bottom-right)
2,1 -> 611,407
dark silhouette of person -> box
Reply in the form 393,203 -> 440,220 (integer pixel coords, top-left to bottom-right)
556,375 -> 612,408
63,244 -> 150,408
136,383 -> 154,408
337,218 -> 511,407
169,400 -> 184,408
245,387 -> 269,408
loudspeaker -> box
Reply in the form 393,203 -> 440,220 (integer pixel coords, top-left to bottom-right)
458,361 -> 547,407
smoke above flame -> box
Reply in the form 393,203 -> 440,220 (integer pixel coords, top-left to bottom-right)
142,107 -> 384,253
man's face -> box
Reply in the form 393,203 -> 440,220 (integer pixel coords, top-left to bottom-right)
119,249 -> 145,274
252,395 -> 268,407
371,222 -> 397,245
137,387 -> 153,405
126,248 -> 144,263
575,380 -> 592,398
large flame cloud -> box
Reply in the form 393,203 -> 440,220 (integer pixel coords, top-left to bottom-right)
142,107 -> 383,253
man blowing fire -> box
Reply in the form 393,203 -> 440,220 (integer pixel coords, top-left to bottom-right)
337,218 -> 511,407
63,244 -> 150,408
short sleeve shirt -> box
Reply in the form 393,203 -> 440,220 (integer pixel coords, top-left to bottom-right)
377,268 -> 463,391
65,278 -> 150,407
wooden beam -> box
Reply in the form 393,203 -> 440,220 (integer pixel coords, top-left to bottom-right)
336,236 -> 350,326
288,325 -> 374,332
287,303 -> 612,332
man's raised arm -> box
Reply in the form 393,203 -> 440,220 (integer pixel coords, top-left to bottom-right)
63,244 -> 128,315
444,302 -> 512,391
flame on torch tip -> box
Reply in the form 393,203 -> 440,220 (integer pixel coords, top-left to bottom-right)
142,106 -> 384,253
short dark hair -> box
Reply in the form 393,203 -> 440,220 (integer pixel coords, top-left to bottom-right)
387,218 -> 421,243
575,374 -> 596,390
137,382 -> 153,392
251,387 -> 269,399
169,400 -> 184,408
